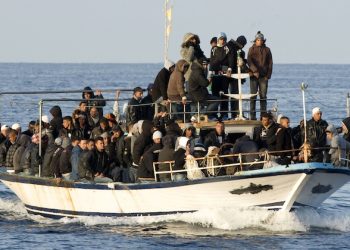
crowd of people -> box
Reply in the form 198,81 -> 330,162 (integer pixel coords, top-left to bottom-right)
0,31 -> 349,183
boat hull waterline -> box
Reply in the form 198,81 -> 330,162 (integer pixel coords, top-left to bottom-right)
0,163 -> 349,219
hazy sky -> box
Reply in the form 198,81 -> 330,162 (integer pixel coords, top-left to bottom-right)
0,0 -> 349,64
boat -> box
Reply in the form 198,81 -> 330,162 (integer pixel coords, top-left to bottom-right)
0,160 -> 349,219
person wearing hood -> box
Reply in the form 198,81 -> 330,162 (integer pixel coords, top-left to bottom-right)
227,35 -> 248,118
152,60 -> 176,104
13,129 -> 31,173
173,136 -> 190,181
138,130 -> 163,179
126,87 -> 144,127
209,32 -> 235,120
142,83 -> 155,121
49,105 -> 63,139
82,86 -> 106,117
57,137 -> 73,179
248,31 -> 273,120
158,135 -> 176,181
342,117 -> 350,142
304,107 -> 328,162
42,136 -> 61,177
188,58 -> 219,119
167,59 -> 190,120
253,112 -> 278,151
326,124 -> 350,166
180,33 -> 207,81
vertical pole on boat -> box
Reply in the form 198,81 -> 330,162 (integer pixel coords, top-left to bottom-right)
183,103 -> 186,123
301,82 -> 309,163
38,99 -> 43,177
347,93 -> 350,117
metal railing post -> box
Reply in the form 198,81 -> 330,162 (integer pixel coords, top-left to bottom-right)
38,99 -> 43,177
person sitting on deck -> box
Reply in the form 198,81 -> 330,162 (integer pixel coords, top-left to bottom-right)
91,117 -> 111,139
0,125 -> 10,166
341,117 -> 350,143
78,139 -> 95,180
49,105 -> 63,139
275,116 -> 295,165
74,113 -> 92,139
204,121 -> 227,150
303,107 -> 328,162
126,87 -> 144,127
70,138 -> 87,181
87,107 -> 100,129
59,116 -> 78,139
138,131 -> 163,180
21,134 -> 40,176
22,120 -> 36,137
173,137 -> 190,181
232,135 -> 259,170
253,112 -> 278,151
42,136 -> 62,177
5,129 -> 19,171
57,137 -> 73,180
326,124 -> 350,166
82,86 -> 106,117
158,135 -> 176,182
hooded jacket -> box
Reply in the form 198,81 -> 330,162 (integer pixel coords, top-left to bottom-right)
132,120 -> 153,166
188,62 -> 210,102
138,143 -> 162,178
82,87 -> 106,117
49,106 -> 63,139
167,60 -> 189,101
247,44 -> 273,79
152,67 -> 171,102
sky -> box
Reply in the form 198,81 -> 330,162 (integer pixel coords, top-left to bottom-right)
0,0 -> 349,64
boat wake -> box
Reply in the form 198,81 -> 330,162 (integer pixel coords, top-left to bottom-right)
1,195 -> 350,233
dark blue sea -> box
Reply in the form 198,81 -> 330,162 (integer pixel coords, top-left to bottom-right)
0,63 -> 350,249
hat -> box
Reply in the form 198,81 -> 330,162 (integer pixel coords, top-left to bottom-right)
326,124 -> 337,134
147,83 -> 154,90
152,131 -> 162,140
253,31 -> 265,42
177,136 -> 189,151
218,32 -> 227,41
236,35 -> 247,48
183,32 -> 195,43
164,59 -> 175,70
210,37 -> 217,44
11,123 -> 21,130
54,137 -> 62,146
342,117 -> 350,132
41,115 -> 50,124
312,107 -> 322,116
1,124 -> 9,130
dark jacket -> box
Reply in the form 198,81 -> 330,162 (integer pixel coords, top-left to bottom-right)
141,94 -> 154,121
74,124 -> 92,140
78,150 -> 94,180
113,135 -> 126,167
138,143 -> 162,178
204,130 -> 227,149
226,40 -> 248,74
210,45 -> 234,72
70,145 -> 83,180
132,121 -> 153,166
49,106 -> 63,139
152,67 -> 171,102
82,87 -> 106,117
5,142 -> 20,169
232,135 -> 259,163
276,127 -> 294,158
253,122 -> 279,151
21,143 -> 40,175
42,143 -> 58,177
247,44 -> 273,79
188,63 -> 210,102
305,118 -> 328,148
126,97 -> 143,126
93,149 -> 110,175
58,145 -> 73,176
167,60 -> 189,101
50,147 -> 64,177
174,148 -> 186,171
91,126 -> 111,140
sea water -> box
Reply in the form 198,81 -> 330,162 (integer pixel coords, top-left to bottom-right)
0,63 -> 350,249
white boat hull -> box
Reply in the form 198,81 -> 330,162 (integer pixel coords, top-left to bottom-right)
0,163 -> 349,218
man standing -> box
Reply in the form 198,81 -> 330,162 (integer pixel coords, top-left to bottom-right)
152,60 -> 175,104
248,31 -> 273,120
305,107 -> 328,162
210,32 -> 234,120
126,87 -> 144,126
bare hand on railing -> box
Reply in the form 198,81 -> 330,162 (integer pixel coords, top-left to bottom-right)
95,90 -> 102,96
182,96 -> 187,105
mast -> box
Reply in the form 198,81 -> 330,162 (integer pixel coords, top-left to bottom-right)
164,0 -> 173,63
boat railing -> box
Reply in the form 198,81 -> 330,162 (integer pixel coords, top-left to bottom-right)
152,148 -> 302,182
